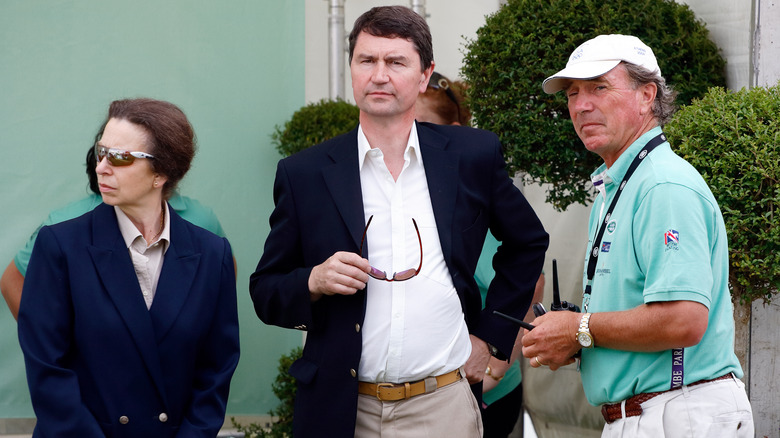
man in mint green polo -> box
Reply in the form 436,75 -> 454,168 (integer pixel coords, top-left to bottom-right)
521,34 -> 752,436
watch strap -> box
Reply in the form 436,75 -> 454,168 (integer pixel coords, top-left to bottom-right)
577,313 -> 594,348
486,342 -> 506,360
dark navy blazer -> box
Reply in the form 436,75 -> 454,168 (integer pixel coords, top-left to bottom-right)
250,122 -> 548,437
19,202 -> 240,438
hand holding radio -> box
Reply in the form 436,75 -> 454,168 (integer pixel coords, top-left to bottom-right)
531,259 -> 583,359
533,259 -> 580,317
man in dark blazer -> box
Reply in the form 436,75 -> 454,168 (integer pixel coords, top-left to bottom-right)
250,6 -> 547,437
18,203 -> 240,437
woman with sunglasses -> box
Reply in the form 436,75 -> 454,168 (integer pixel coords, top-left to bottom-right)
18,98 -> 240,437
416,73 -> 544,438
1,138 -> 229,321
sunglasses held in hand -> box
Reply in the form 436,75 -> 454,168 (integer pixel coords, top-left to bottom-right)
95,143 -> 155,166
359,215 -> 423,282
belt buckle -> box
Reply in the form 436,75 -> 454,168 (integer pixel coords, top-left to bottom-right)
375,382 -> 396,401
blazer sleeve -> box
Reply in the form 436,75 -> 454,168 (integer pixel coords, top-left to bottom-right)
474,137 -> 549,359
18,226 -> 106,437
177,237 -> 240,437
249,158 -> 319,330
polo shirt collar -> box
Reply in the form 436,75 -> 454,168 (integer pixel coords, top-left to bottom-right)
590,126 -> 664,188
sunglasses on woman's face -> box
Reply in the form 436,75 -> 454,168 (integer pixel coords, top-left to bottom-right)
359,215 -> 423,282
94,143 -> 155,167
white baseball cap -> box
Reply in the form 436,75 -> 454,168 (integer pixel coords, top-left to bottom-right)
542,34 -> 661,94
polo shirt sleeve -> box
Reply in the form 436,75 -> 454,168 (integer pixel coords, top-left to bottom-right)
14,195 -> 103,276
632,183 -> 716,308
14,226 -> 42,277
171,195 -> 227,238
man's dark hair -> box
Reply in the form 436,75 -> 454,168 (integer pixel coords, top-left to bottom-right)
348,6 -> 433,71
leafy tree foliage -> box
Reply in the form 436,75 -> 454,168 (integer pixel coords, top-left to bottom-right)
462,0 -> 725,210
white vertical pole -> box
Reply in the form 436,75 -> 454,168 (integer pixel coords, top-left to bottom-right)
411,0 -> 427,18
328,0 -> 345,100
751,0 -> 780,87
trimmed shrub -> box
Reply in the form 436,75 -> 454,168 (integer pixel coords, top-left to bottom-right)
666,84 -> 780,303
462,0 -> 726,210
272,99 -> 359,157
232,347 -> 302,438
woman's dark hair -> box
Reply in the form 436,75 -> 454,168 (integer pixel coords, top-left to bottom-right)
419,72 -> 471,126
103,98 -> 196,199
348,6 -> 433,71
86,121 -> 107,195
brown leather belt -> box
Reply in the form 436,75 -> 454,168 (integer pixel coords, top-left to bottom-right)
358,369 -> 462,401
601,373 -> 734,424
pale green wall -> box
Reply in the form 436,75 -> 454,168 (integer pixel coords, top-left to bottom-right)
0,1 -> 304,417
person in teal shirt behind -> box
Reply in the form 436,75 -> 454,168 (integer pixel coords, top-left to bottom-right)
417,72 -> 545,437
475,232 -> 544,437
1,143 -> 228,320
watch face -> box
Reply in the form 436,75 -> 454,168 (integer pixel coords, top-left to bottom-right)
577,332 -> 593,348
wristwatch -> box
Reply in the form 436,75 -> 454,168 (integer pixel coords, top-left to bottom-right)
576,313 -> 594,348
487,344 -> 506,360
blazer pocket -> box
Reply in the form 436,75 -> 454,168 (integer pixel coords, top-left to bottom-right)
461,209 -> 484,233
289,357 -> 318,385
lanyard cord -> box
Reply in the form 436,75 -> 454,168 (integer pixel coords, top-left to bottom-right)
583,132 -> 667,298
580,132 -> 684,390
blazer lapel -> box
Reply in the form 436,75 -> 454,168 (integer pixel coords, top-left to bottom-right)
148,211 -> 200,342
88,204 -> 169,406
417,124 -> 460,264
322,130 -> 367,249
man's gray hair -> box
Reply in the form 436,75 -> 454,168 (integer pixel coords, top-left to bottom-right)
623,62 -> 677,126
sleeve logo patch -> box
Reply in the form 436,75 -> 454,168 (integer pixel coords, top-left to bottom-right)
664,229 -> 679,251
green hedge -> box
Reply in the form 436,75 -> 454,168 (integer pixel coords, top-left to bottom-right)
271,99 -> 359,157
666,84 -> 780,303
462,0 -> 725,210
232,347 -> 302,438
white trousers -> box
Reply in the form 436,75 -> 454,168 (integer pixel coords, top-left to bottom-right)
602,375 -> 753,438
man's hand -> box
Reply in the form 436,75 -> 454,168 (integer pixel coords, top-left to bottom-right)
465,335 -> 492,384
308,252 -> 371,301
521,311 -> 580,370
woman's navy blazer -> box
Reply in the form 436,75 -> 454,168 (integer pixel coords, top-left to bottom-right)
18,202 -> 240,438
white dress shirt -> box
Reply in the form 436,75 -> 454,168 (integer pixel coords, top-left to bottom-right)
115,204 -> 170,310
357,123 -> 471,384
